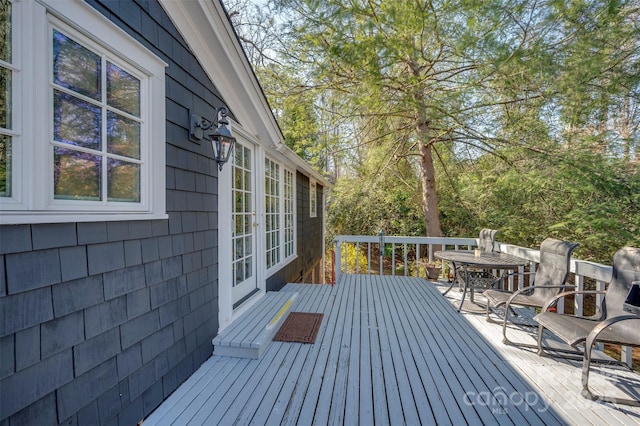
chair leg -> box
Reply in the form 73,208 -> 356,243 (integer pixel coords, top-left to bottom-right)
536,325 -> 546,356
581,331 -> 640,406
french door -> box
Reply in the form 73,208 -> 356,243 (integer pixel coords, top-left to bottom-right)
231,141 -> 258,308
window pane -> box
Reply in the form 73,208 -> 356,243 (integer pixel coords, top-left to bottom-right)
107,159 -> 140,202
53,30 -> 101,100
0,66 -> 10,129
0,0 -> 11,63
107,62 -> 140,116
54,91 -> 101,150
107,111 -> 140,159
0,134 -> 10,197
54,147 -> 101,200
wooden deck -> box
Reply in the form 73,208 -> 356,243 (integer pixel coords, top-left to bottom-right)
143,275 -> 640,425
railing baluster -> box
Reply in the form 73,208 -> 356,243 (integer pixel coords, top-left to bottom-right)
574,274 -> 584,317
404,243 -> 408,276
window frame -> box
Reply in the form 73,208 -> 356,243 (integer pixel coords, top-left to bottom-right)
309,179 -> 317,218
0,0 -> 167,224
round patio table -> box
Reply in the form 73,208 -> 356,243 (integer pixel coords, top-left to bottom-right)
435,250 -> 528,312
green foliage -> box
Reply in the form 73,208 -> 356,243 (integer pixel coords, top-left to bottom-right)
438,148 -> 640,263
227,0 -> 640,264
340,243 -> 369,274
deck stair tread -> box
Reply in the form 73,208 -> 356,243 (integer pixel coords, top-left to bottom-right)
212,290 -> 300,359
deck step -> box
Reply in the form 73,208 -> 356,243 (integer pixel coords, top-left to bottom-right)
212,291 -> 299,359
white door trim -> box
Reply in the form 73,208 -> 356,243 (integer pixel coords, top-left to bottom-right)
218,122 -> 265,332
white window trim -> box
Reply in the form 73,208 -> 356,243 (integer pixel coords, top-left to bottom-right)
0,0 -> 167,224
309,179 -> 317,218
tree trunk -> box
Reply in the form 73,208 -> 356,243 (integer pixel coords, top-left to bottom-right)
418,139 -> 443,238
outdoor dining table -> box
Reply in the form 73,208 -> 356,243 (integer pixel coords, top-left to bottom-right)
435,250 -> 528,312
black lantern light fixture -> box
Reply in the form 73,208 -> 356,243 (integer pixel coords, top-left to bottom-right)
190,107 -> 236,171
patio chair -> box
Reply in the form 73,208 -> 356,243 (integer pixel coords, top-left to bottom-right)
478,228 -> 499,253
534,247 -> 640,406
452,229 -> 500,292
483,238 -> 579,346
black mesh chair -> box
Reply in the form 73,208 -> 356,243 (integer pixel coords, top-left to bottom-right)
534,247 -> 640,406
484,238 -> 579,346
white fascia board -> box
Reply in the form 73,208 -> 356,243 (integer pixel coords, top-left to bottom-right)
274,143 -> 332,188
160,0 -> 331,189
159,0 -> 281,144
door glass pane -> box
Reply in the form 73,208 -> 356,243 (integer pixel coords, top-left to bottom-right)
54,91 -> 101,150
244,214 -> 251,234
0,66 -> 10,129
107,111 -> 140,159
234,144 -> 243,166
245,257 -> 252,279
107,62 -> 140,116
0,1 -> 11,63
54,147 -> 101,200
107,159 -> 140,202
243,146 -> 250,169
234,167 -> 242,192
53,30 -> 101,100
244,169 -> 251,192
235,260 -> 243,285
244,192 -> 251,212
245,235 -> 252,255
0,134 -> 10,197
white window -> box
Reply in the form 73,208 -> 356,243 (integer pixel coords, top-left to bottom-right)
264,157 -> 296,272
0,0 -> 166,224
283,168 -> 295,258
309,179 -> 317,218
0,0 -> 15,200
265,158 -> 280,269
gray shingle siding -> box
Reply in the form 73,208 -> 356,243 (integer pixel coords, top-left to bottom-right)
0,1 -> 223,424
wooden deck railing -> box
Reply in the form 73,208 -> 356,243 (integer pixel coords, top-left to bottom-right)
333,234 -> 631,367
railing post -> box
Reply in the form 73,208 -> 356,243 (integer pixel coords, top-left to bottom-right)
331,249 -> 336,286
334,239 -> 342,284
378,231 -> 385,276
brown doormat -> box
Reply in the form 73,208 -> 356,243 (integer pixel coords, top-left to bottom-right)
273,312 -> 324,344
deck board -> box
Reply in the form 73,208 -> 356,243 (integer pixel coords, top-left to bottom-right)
143,275 -> 640,426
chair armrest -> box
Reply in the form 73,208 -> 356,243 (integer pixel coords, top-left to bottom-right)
585,315 -> 640,349
541,290 -> 607,312
507,284 -> 572,300
504,284 -> 573,312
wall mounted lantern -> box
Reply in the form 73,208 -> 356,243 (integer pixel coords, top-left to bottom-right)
190,107 -> 236,171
